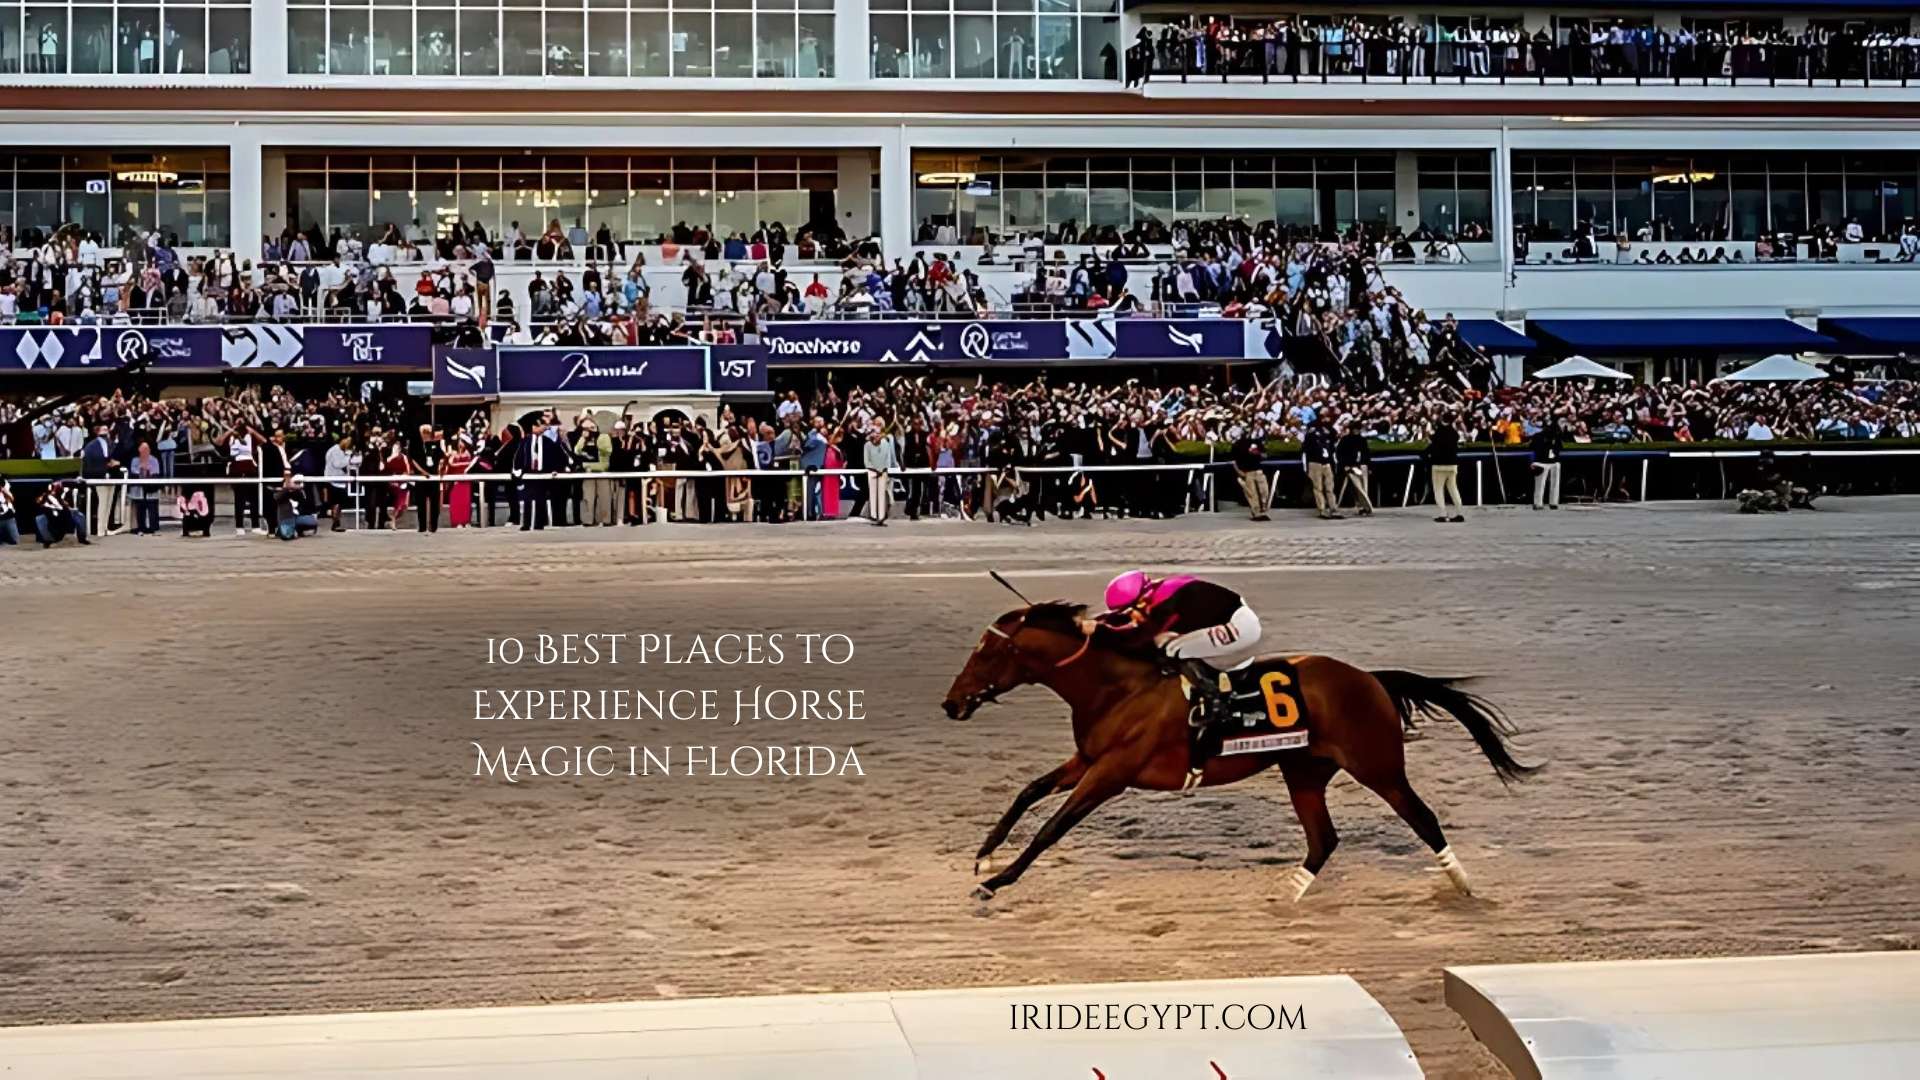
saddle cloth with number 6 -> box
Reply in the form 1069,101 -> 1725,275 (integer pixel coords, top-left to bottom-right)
1195,655 -> 1313,755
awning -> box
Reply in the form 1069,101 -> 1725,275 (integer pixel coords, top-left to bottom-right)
1457,320 -> 1536,354
1818,317 -> 1920,353
1527,318 -> 1836,356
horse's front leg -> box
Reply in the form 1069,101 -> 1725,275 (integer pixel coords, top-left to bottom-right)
975,756 -> 1086,875
974,757 -> 1132,901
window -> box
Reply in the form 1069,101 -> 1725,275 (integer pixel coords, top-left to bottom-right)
0,149 -> 230,247
2,2 -> 244,72
277,151 -> 841,241
875,0 -> 1118,80
289,0 -> 831,77
909,149 -> 1489,241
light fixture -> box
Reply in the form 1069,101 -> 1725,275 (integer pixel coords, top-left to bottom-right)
918,171 -> 976,185
115,169 -> 179,184
1652,170 -> 1716,185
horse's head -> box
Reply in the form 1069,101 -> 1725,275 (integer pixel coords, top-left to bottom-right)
942,602 -> 1095,720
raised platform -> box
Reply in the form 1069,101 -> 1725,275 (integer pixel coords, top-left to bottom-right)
0,976 -> 1423,1079
1445,951 -> 1920,1079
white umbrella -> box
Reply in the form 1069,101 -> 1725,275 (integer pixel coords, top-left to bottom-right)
1531,355 -> 1633,380
1716,354 -> 1829,382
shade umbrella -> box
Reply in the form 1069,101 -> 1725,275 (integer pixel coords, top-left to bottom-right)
1530,355 -> 1633,380
1716,354 -> 1830,383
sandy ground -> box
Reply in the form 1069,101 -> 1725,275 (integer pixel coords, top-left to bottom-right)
3,498 -> 1919,1077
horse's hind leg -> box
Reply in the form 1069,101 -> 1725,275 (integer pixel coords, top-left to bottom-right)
1276,754 -> 1341,902
975,756 -> 1085,875
1356,768 -> 1471,896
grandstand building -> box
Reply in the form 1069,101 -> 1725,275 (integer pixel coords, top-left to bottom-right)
2,1 -> 1920,377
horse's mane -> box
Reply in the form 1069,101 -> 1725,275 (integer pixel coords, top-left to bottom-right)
1014,601 -> 1162,667
1017,601 -> 1088,633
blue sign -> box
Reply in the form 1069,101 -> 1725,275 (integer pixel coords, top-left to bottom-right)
760,321 -> 944,366
759,317 -> 1251,366
433,347 -> 498,397
0,324 -> 432,371
497,346 -> 712,395
710,345 -> 769,394
1113,318 -> 1246,360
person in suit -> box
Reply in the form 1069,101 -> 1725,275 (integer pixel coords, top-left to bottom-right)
515,416 -> 553,530
411,424 -> 446,532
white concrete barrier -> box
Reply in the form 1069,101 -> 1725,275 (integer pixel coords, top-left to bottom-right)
0,976 -> 1421,1079
1445,952 -> 1920,1080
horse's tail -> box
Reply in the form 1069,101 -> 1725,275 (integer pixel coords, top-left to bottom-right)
1369,669 -> 1539,786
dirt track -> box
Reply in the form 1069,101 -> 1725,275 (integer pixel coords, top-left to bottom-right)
4,499 -> 1918,1077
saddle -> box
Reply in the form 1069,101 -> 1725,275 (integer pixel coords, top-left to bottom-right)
1180,655 -> 1312,760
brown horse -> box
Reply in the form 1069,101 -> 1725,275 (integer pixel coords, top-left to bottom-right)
941,601 -> 1535,902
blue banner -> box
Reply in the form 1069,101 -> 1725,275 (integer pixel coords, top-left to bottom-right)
1113,318 -> 1247,360
710,344 -> 770,394
759,317 -> 1251,366
497,346 -> 712,395
760,321 -> 944,366
0,324 -> 432,371
433,348 -> 498,397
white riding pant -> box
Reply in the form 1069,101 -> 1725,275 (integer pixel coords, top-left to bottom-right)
1165,605 -> 1263,670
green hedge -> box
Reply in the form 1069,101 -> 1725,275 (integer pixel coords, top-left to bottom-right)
0,459 -> 81,480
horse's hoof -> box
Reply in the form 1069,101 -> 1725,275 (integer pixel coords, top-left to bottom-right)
1284,866 -> 1316,903
971,883 -> 997,902
974,856 -> 995,876
1436,845 -> 1473,895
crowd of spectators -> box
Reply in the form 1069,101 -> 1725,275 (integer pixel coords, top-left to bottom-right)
4,364 -> 1913,546
1135,16 -> 1920,85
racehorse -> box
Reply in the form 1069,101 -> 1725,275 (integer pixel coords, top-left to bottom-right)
941,600 -> 1535,902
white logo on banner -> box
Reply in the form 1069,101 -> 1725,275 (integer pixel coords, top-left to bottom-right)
343,332 -> 384,363
446,356 -> 489,391
116,330 -> 149,363
224,325 -> 305,367
1066,318 -> 1118,360
1168,325 -> 1205,353
558,352 -> 649,389
716,357 -> 757,379
959,323 -> 991,360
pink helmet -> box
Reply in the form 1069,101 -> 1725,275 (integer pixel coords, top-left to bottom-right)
1105,570 -> 1152,611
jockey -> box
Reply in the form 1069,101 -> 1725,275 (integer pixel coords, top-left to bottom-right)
1099,570 -> 1263,731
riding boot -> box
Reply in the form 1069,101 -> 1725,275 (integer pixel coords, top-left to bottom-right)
1178,659 -> 1227,789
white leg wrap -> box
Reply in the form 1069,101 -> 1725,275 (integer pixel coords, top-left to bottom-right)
1435,845 -> 1472,895
1283,866 -> 1316,902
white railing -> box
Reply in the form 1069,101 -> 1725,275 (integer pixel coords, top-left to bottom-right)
55,462 -> 1218,537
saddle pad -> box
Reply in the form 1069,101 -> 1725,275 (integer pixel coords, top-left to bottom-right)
1218,656 -> 1312,756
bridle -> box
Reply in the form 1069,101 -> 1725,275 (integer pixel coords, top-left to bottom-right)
983,618 -> 1094,669
958,610 -> 1094,715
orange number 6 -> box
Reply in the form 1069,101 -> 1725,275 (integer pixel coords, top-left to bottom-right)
1260,671 -> 1301,728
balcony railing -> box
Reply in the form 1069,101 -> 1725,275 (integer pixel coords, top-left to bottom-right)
1137,37 -> 1920,88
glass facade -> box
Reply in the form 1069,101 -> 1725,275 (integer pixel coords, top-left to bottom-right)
912,151 -> 1489,242
283,152 -> 841,241
872,0 -> 1120,80
1513,152 -> 1920,242
286,0 -> 834,78
0,1 -> 250,73
0,150 -> 230,246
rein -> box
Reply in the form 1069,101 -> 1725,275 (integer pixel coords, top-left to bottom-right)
986,619 -> 1093,669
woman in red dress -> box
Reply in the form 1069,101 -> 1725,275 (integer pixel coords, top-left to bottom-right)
384,437 -> 412,529
445,435 -> 476,528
